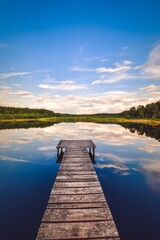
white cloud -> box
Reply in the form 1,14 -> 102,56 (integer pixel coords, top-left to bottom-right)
139,146 -> 160,153
98,152 -> 133,163
0,72 -> 31,79
141,159 -> 160,193
0,86 -> 11,89
2,90 -> 31,96
38,146 -> 56,151
91,72 -> 136,84
95,163 -> 129,171
9,139 -> 31,144
85,56 -> 109,63
0,155 -> 30,163
95,65 -> 131,73
122,60 -> 133,65
91,80 -> 102,85
38,81 -> 87,91
71,61 -> 132,75
84,44 -> 160,85
141,44 -> 160,79
1,87 -> 159,114
70,66 -> 94,72
140,84 -> 160,92
11,90 -> 31,95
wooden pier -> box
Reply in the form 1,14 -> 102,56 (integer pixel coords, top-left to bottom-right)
36,140 -> 120,240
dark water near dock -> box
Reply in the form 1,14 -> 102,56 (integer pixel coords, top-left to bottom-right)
0,123 -> 160,240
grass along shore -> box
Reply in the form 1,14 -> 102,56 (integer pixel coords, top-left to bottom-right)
0,116 -> 160,126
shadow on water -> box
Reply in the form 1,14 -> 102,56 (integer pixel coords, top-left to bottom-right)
0,121 -> 56,130
56,148 -> 64,163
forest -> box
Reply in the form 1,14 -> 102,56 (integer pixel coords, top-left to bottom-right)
121,101 -> 160,119
0,106 -> 56,119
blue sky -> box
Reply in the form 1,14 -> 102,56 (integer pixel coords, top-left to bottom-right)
0,0 -> 160,113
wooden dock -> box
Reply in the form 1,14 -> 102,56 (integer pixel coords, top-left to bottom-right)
36,140 -> 120,240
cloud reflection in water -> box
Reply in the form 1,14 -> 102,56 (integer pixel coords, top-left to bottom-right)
0,122 -> 160,192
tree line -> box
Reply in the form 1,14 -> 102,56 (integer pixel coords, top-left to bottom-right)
0,106 -> 56,119
0,100 -> 160,119
121,101 -> 160,119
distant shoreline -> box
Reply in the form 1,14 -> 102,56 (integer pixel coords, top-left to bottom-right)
0,117 -> 160,126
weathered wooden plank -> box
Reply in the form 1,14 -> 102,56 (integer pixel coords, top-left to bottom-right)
60,163 -> 92,167
63,155 -> 90,161
57,140 -> 96,149
47,202 -> 108,209
65,149 -> 88,152
62,157 -> 89,159
59,166 -> 94,171
56,179 -> 98,182
36,221 -> 119,239
53,181 -> 101,188
62,157 -> 90,160
63,154 -> 89,158
64,152 -> 88,155
56,175 -> 98,181
57,171 -> 95,175
64,152 -> 89,155
61,161 -> 91,165
62,156 -> 90,160
42,208 -> 113,222
52,186 -> 103,194
48,194 -> 106,203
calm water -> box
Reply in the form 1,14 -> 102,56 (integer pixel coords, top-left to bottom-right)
0,123 -> 160,240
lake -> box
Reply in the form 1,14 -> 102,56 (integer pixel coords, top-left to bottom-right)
0,122 -> 160,240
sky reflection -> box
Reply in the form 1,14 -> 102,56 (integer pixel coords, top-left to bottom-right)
0,123 -> 160,239
0,123 -> 160,189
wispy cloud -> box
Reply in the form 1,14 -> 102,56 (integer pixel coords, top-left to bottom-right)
139,146 -> 160,153
9,139 -> 31,144
0,85 -> 11,89
140,84 -> 160,92
0,155 -> 30,163
38,146 -> 56,151
0,72 -> 31,79
99,152 -> 133,163
85,55 -> 109,63
38,81 -> 87,91
140,44 -> 160,79
122,60 -> 133,65
91,72 -> 136,84
141,159 -> 160,193
9,90 -> 31,96
70,66 -> 94,72
121,46 -> 128,50
95,163 -> 129,171
95,65 -> 131,73
72,44 -> 160,86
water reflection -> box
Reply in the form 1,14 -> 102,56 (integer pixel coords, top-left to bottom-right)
120,122 -> 160,141
0,123 -> 160,240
